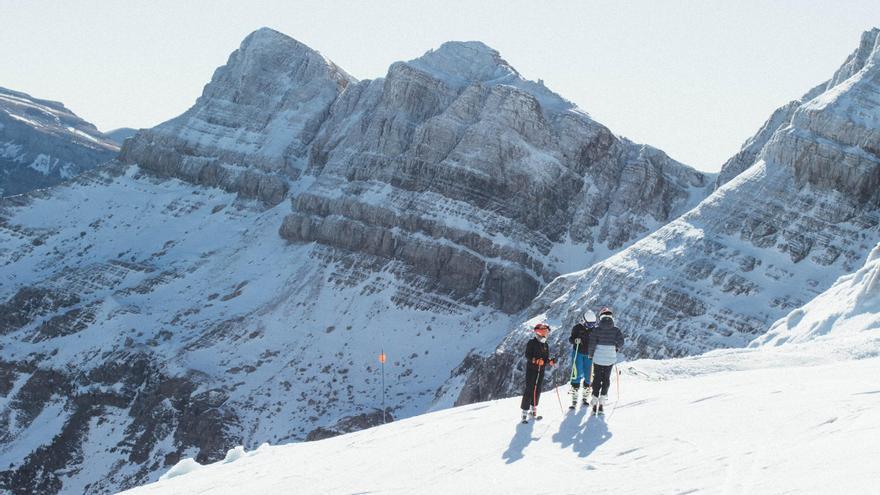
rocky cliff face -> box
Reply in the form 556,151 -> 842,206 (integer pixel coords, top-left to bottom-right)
122,30 -> 711,315
716,28 -> 880,189
119,28 -> 354,205
452,28 -> 880,405
0,87 -> 118,197
0,29 -> 709,494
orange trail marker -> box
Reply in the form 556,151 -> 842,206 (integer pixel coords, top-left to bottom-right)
380,350 -> 387,423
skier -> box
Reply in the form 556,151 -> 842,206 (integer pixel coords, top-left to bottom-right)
520,323 -> 556,423
587,307 -> 624,415
568,310 -> 596,408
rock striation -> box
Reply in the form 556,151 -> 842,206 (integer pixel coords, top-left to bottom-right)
0,87 -> 118,197
0,28 -> 711,494
123,30 -> 711,314
452,28 -> 880,405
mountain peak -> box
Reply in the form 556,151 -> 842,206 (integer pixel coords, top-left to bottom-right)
0,86 -> 116,149
405,40 -> 517,86
235,27 -> 354,82
824,27 -> 880,89
240,27 -> 302,51
237,27 -> 322,62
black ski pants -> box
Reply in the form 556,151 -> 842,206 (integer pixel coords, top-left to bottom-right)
520,364 -> 545,410
592,363 -> 614,397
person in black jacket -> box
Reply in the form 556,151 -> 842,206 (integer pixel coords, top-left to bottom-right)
568,310 -> 596,408
520,323 -> 556,422
587,307 -> 625,415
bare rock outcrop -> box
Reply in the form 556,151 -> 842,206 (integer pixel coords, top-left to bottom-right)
453,28 -> 880,404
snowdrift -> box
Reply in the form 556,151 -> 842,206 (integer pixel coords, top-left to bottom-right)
753,243 -> 880,352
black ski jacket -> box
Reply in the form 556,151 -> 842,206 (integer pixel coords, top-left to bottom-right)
524,337 -> 550,369
588,318 -> 624,357
568,323 -> 592,354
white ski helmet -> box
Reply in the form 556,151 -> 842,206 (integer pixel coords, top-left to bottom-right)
579,310 -> 597,325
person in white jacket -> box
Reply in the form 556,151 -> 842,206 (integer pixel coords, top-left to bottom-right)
587,307 -> 625,415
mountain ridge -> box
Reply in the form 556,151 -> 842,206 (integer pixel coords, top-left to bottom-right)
0,28 -> 711,494
448,28 -> 880,406
0,86 -> 118,197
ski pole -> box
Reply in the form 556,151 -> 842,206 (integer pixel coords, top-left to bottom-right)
615,364 -> 621,404
608,363 -> 622,419
554,383 -> 564,414
532,363 -> 541,413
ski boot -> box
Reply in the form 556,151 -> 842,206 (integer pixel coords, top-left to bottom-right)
569,385 -> 579,410
529,406 -> 542,421
521,409 -> 529,424
597,395 -> 607,416
582,385 -> 592,406
588,394 -> 599,415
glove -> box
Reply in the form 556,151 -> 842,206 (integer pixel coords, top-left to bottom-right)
535,358 -> 545,366
574,338 -> 582,345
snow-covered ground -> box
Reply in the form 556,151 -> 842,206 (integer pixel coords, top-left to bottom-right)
121,243 -> 880,494
121,353 -> 880,495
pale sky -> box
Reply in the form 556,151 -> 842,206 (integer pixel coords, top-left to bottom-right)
2,1 -> 879,172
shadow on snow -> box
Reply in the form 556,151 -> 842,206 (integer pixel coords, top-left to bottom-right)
551,409 -> 612,458
501,409 -> 612,463
501,420 -> 538,464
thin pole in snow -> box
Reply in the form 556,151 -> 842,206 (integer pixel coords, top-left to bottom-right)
379,349 -> 386,424
554,384 -> 565,414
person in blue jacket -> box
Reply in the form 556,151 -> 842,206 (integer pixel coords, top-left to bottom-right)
567,310 -> 596,408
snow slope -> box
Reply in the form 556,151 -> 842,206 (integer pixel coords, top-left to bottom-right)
122,350 -> 880,495
0,164 -> 518,493
752,243 -> 880,353
122,244 -> 880,494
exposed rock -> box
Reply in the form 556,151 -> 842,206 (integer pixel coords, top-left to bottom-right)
0,87 -> 118,197
119,28 -> 352,205
0,287 -> 80,335
454,28 -> 880,405
0,355 -> 238,494
279,40 -> 710,312
0,29 -> 711,495
306,410 -> 394,441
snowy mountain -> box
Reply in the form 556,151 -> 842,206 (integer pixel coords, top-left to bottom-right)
120,252 -> 880,494
0,28 -> 710,494
0,87 -> 118,197
716,28 -> 880,189
751,242 -> 879,353
449,28 -> 880,405
120,29 -> 711,312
